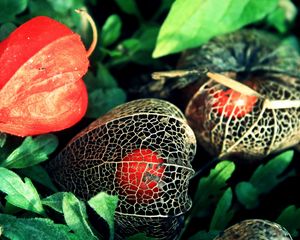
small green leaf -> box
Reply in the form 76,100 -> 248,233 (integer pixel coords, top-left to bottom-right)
101,15 -> 122,47
88,192 -> 118,240
47,0 -> 74,14
153,0 -> 278,57
0,133 -> 7,148
131,25 -> 160,65
1,134 -> 58,169
42,192 -> 65,213
0,214 -> 75,240
86,88 -> 126,119
277,205 -> 300,237
209,188 -> 234,231
235,181 -> 259,209
250,150 -> 294,194
84,64 -> 118,90
0,0 -> 28,23
17,165 -> 58,192
0,22 -> 16,41
96,64 -> 118,89
0,167 -> 44,215
127,233 -> 157,240
63,193 -> 97,240
114,0 -> 140,17
189,230 -> 220,240
192,161 -> 235,217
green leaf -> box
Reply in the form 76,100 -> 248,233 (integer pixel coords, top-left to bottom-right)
110,26 -> 160,66
235,181 -> 259,209
192,161 -> 235,218
266,7 -> 288,33
0,134 -> 58,169
88,192 -> 118,240
0,167 -> 44,215
153,0 -> 278,57
281,36 -> 300,52
0,133 -> 7,148
63,193 -> 97,240
209,188 -> 234,231
101,15 -> 122,47
0,0 -> 28,23
0,22 -> 16,41
42,192 -> 65,213
47,0 -> 75,14
17,165 -> 58,192
189,230 -> 220,240
267,0 -> 297,33
127,233 -> 157,240
250,150 -> 295,194
276,205 -> 300,237
86,88 -> 126,119
96,64 -> 118,89
84,64 -> 118,90
131,25 -> 160,65
0,214 -> 75,240
114,0 -> 140,17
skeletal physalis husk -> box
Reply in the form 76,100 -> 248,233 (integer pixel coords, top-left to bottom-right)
48,98 -> 196,240
154,30 -> 300,159
214,219 -> 292,240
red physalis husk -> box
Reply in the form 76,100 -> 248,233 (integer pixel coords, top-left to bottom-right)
0,16 -> 89,136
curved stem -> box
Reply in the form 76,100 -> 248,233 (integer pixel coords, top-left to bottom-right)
75,9 -> 98,57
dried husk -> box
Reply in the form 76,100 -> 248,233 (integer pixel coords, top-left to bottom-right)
48,98 -> 196,239
180,30 -> 300,159
214,219 -> 292,240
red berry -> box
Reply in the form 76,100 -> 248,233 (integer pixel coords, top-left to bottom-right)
116,149 -> 165,203
212,88 -> 257,118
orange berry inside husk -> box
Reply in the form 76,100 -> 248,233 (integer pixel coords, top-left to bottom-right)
212,88 -> 258,118
116,149 -> 165,203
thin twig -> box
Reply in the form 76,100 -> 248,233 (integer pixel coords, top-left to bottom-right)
207,72 -> 262,97
152,69 -> 205,81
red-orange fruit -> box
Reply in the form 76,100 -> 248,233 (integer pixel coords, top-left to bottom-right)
116,148 -> 165,203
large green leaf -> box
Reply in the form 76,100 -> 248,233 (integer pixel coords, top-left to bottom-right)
153,0 -> 278,57
88,192 -> 118,240
0,214 -> 75,240
0,167 -> 44,215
